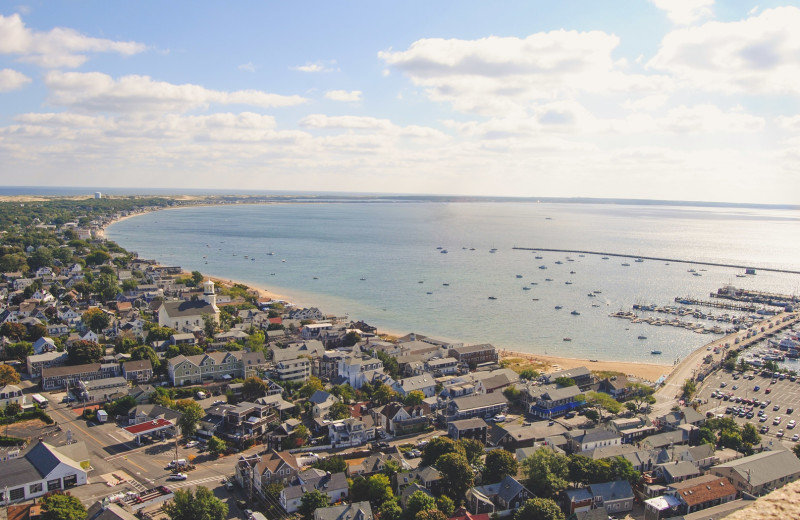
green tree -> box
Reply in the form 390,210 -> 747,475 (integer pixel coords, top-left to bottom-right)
379,499 -> 403,520
436,496 -> 455,517
421,436 -> 464,467
329,401 -> 351,420
311,455 -> 348,474
513,498 -> 565,520
67,340 -> 103,365
299,376 -> 324,398
350,476 -> 370,502
163,486 -> 228,520
372,383 -> 396,405
242,376 -> 268,401
382,459 -> 401,479
416,510 -> 447,520
40,493 -> 87,520
460,438 -> 485,466
375,350 -> 400,379
483,448 -> 517,483
130,345 -> 160,371
682,379 -> 697,399
719,429 -> 743,451
331,384 -> 356,404
207,435 -> 227,458
82,307 -> 111,333
342,331 -> 362,347
25,323 -> 47,342
404,390 -> 425,406
405,490 -> 437,520
174,399 -> 204,437
522,448 -> 569,498
202,314 -> 217,337
585,391 -> 622,421
299,489 -> 330,520
146,325 -> 175,343
191,271 -> 204,286
367,473 -> 394,504
3,341 -> 33,361
0,323 -> 26,342
84,250 -> 111,266
741,423 -> 761,446
94,273 -> 121,301
607,456 -> 640,485
436,452 -> 474,502
0,364 -> 20,385
519,368 -> 540,380
554,376 -> 575,387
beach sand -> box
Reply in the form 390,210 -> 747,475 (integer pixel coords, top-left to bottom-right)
499,348 -> 671,382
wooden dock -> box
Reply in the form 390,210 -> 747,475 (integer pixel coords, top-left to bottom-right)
512,247 -> 800,275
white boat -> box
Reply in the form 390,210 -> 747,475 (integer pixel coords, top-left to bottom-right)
635,258 -> 644,263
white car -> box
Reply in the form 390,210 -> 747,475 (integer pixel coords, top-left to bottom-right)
184,441 -> 199,448
788,420 -> 797,430
167,473 -> 188,481
777,429 -> 784,438
792,434 -> 799,442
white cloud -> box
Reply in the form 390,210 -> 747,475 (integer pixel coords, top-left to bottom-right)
650,0 -> 714,25
379,31 -> 671,116
324,90 -> 362,102
657,104 -> 764,133
291,61 -> 336,73
301,114 -> 391,131
648,7 -> 800,94
776,114 -> 800,132
0,68 -> 31,92
238,62 -> 256,72
0,13 -> 145,68
43,71 -> 308,113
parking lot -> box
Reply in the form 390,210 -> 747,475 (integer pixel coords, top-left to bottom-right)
696,365 -> 800,444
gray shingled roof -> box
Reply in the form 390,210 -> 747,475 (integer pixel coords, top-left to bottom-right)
713,449 -> 800,487
314,501 -> 373,520
161,300 -> 216,317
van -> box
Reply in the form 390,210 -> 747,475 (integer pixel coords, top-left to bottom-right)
168,459 -> 187,469
196,391 -> 207,400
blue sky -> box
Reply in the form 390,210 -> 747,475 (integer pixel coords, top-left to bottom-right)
1,1 -> 799,203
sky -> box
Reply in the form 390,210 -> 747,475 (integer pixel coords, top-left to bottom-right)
0,1 -> 799,204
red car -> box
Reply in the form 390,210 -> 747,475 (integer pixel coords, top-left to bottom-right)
766,388 -> 772,394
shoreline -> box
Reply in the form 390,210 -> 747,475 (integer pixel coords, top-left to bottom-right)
101,203 -> 792,385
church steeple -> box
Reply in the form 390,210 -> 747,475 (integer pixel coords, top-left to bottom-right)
203,280 -> 217,308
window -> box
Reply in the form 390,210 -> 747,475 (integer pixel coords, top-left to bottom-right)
64,474 -> 78,488
10,487 -> 24,501
47,478 -> 61,491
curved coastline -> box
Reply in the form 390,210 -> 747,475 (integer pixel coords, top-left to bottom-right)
103,204 -> 678,381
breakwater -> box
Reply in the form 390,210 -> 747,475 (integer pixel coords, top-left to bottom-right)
513,247 -> 800,275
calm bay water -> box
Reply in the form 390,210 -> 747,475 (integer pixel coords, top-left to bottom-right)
106,202 -> 800,364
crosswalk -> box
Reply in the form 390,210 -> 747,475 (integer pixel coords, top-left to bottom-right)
167,475 -> 223,489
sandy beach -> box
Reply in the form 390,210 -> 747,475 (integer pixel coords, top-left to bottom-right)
498,348 -> 671,382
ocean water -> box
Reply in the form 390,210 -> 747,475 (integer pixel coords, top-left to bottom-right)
106,202 -> 800,364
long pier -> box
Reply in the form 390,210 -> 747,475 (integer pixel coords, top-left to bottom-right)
512,247 -> 800,275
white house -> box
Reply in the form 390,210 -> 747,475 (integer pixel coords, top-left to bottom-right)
158,280 -> 220,332
0,441 -> 87,503
0,385 -> 25,408
310,390 -> 340,418
338,356 -> 383,389
32,337 -> 57,355
280,470 -> 349,513
392,373 -> 437,398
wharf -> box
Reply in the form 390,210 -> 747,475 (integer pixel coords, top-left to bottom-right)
674,297 -> 763,312
512,247 -> 800,275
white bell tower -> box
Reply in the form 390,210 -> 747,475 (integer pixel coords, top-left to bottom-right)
203,280 -> 217,308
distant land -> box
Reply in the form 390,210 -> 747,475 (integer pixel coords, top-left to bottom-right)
0,186 -> 798,211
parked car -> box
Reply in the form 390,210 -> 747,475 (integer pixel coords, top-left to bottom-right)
774,416 -> 782,425
754,386 -> 760,391
167,473 -> 188,481
774,404 -> 781,411
185,441 -> 199,448
765,388 -> 772,394
777,429 -> 784,438
792,434 -> 799,442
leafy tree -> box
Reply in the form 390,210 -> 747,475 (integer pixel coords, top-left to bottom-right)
554,377 -> 575,387
382,459 -> 402,479
202,314 -> 217,337
342,331 -> 361,347
82,307 -> 111,333
379,499 -> 403,520
191,271 -> 204,286
331,384 -> 355,404
436,452 -> 474,502
283,424 -> 310,449
350,476 -> 370,502
299,376 -> 324,398
0,364 -> 20,385
311,455 -> 348,474
3,341 -> 33,361
372,383 -> 397,405
405,490 -> 437,520
625,382 -> 656,412
299,489 -> 330,520
682,379 -> 697,398
5,402 -> 22,418
163,486 -> 228,520
67,340 -> 103,365
242,376 -> 268,400
105,395 -> 137,417
416,510 -> 447,520
522,448 -> 569,498
503,385 -> 521,404
40,493 -> 87,520
146,325 -> 175,343
460,438 -> 485,466
421,436 -> 464,467
742,423 -> 761,446
367,473 -> 394,504
436,496 -> 455,517
27,248 -> 54,271
25,323 -> 47,342
329,401 -> 351,420
207,435 -> 227,458
607,456 -> 640,485
264,482 -> 284,500
0,323 -> 27,342
719,429 -> 743,451
513,498 -> 564,520
174,399 -> 204,437
404,390 -> 425,406
94,273 -> 121,301
130,345 -> 160,370
585,391 -> 622,421
483,449 -> 517,483
519,368 -> 539,380
794,443 -> 800,459
84,250 -> 111,266
375,350 -> 400,379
